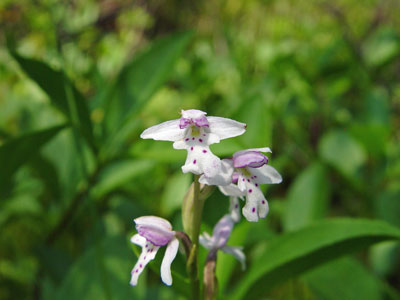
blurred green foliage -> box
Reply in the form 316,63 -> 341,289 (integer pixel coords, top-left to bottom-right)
1,0 -> 400,299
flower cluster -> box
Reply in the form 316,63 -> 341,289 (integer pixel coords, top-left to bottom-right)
130,109 -> 282,286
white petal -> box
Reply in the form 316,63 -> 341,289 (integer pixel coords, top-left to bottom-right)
181,109 -> 207,119
243,147 -> 272,153
218,184 -> 245,197
130,241 -> 159,286
199,159 -> 234,186
134,216 -> 172,231
242,185 -> 269,222
130,234 -> 146,247
199,233 -> 214,249
207,116 -> 246,140
229,196 -> 241,223
160,238 -> 179,286
140,119 -> 185,141
221,245 -> 246,270
250,165 -> 282,184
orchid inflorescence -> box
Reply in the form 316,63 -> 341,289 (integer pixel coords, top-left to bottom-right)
130,109 -> 282,292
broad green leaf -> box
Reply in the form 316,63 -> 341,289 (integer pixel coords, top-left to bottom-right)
0,124 -> 67,196
363,28 -> 400,67
51,236 -> 140,300
161,171 -> 191,215
304,257 -> 389,300
284,162 -> 330,231
231,218 -> 400,300
237,98 -> 272,148
10,51 -> 97,153
318,130 -> 367,177
103,31 -> 194,154
92,160 -> 155,199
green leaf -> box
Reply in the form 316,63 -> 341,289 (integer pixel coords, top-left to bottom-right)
92,159 -> 155,199
0,124 -> 67,196
304,257 -> 390,300
284,162 -> 331,231
10,51 -> 97,153
318,129 -> 367,177
161,171 -> 191,216
231,218 -> 400,300
51,236 -> 141,300
103,31 -> 194,154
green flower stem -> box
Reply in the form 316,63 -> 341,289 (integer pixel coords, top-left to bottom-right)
183,175 -> 206,300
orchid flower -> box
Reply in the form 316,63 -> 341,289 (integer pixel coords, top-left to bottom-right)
140,109 -> 246,185
130,216 -> 179,286
219,148 -> 282,222
200,214 -> 245,270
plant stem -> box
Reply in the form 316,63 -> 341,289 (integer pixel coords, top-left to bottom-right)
186,174 -> 204,300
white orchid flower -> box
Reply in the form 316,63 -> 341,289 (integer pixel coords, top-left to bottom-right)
130,216 -> 179,286
140,109 -> 246,185
219,147 -> 282,222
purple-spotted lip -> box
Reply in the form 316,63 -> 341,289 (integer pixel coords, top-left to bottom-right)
233,150 -> 268,168
179,116 -> 209,129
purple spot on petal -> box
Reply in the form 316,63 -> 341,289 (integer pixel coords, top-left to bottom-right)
199,139 -> 203,142
140,264 -> 143,268
262,200 -> 265,204
191,146 -> 194,151
145,244 -> 148,248
144,256 -> 146,259
252,207 -> 256,213
248,189 -> 253,193
235,204 -> 238,208
254,176 -> 257,178
255,183 -> 258,187
242,178 -> 245,182
247,179 -> 250,182
185,138 -> 189,141
203,150 -> 207,153
192,137 -> 195,140
136,269 -> 139,273
193,159 -> 197,164
203,134 -> 206,136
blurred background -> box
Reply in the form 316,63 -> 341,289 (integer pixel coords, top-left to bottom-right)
1,0 -> 400,299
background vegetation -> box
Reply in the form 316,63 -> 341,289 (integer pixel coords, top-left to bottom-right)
1,0 -> 400,299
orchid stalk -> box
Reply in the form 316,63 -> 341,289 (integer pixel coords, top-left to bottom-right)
131,109 -> 282,300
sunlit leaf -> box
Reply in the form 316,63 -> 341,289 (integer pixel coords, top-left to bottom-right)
304,257 -> 391,300
0,124 -> 67,197
284,162 -> 331,231
231,218 -> 400,300
318,130 -> 367,177
10,52 -> 97,153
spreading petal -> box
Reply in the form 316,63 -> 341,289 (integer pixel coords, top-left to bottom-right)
221,245 -> 246,270
130,240 -> 160,286
160,238 -> 179,286
140,119 -> 184,141
199,232 -> 214,250
207,116 -> 246,140
135,216 -> 174,246
250,165 -> 282,184
199,159 -> 234,186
